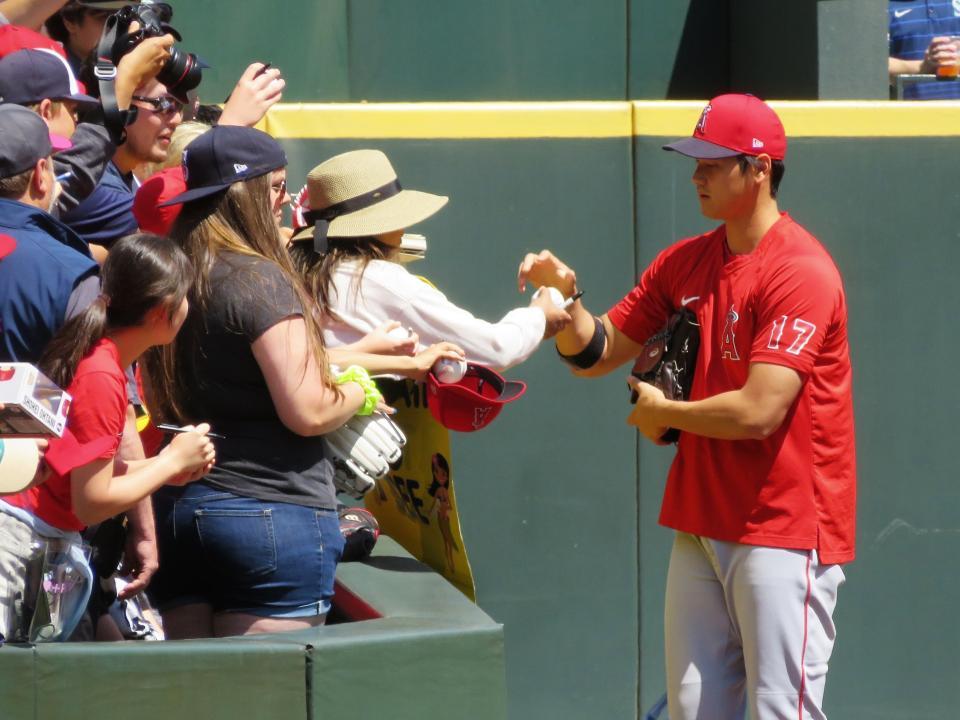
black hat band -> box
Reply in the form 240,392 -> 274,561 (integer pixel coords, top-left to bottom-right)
303,179 -> 402,254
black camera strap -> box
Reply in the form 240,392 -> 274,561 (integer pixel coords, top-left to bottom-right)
95,12 -> 137,146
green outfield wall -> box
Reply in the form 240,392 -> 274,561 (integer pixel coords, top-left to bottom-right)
257,101 -> 960,719
169,0 -> 887,103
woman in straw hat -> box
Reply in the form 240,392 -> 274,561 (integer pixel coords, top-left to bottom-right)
288,149 -> 570,369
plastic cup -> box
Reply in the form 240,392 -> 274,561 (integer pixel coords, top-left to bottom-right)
936,37 -> 960,80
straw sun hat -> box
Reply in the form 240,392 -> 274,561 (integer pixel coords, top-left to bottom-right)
290,149 -> 448,252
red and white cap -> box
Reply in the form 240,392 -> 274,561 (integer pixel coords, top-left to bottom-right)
133,166 -> 187,235
426,364 -> 526,432
663,94 -> 786,161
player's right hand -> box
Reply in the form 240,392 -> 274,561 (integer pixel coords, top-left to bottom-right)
517,249 -> 577,297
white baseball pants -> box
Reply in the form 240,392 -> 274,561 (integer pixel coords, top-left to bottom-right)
664,532 -> 845,720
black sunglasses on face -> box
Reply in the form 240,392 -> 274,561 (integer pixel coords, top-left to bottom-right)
132,95 -> 184,117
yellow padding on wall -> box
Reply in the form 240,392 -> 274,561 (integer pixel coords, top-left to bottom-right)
262,102 -> 631,139
261,101 -> 960,140
633,100 -> 960,137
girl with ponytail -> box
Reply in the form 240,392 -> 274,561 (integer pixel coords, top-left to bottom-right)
0,233 -> 216,642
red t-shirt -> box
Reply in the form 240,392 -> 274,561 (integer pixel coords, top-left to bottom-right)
7,338 -> 125,530
608,213 -> 857,563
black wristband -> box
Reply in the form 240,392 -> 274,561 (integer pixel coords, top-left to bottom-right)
557,316 -> 605,369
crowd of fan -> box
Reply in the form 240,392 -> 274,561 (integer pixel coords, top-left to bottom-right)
0,0 -> 568,643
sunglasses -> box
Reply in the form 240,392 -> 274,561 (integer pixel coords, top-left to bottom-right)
132,94 -> 184,117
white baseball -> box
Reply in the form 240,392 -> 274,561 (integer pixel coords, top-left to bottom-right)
386,326 -> 411,341
533,286 -> 565,308
433,357 -> 467,384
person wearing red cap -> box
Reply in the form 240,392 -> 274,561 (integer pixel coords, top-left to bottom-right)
520,94 -> 856,720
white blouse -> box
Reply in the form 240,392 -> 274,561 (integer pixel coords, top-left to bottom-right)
322,259 -> 546,372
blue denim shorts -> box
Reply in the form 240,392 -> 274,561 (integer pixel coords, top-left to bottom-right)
148,483 -> 344,618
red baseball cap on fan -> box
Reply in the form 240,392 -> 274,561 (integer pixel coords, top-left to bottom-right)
0,25 -> 66,60
133,167 -> 187,234
663,94 -> 786,161
426,364 -> 526,432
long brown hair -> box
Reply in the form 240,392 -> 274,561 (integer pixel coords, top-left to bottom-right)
145,174 -> 335,424
287,236 -> 395,322
40,233 -> 192,388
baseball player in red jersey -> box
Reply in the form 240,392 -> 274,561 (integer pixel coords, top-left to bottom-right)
518,94 -> 856,720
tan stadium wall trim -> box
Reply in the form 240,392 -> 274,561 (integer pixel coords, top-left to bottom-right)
259,100 -> 960,140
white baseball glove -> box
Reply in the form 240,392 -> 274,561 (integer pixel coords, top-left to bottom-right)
325,412 -> 406,498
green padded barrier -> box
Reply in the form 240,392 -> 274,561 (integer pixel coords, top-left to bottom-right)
633,133 -> 960,717
0,644 -> 36,720
282,538 -> 507,719
33,639 -> 308,720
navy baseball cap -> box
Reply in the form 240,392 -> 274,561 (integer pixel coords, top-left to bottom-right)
0,49 -> 97,107
160,125 -> 287,206
0,104 -> 70,179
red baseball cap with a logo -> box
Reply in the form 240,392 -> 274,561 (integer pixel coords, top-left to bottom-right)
663,94 -> 786,161
426,364 -> 526,432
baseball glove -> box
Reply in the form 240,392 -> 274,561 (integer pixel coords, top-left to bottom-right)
325,412 -> 407,498
630,308 -> 700,443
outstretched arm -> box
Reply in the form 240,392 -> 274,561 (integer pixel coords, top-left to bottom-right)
517,249 -> 643,377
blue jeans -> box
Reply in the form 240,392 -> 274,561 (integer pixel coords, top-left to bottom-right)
149,483 -> 344,618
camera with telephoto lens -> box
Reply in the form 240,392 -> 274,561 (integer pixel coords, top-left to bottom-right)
107,2 -> 202,100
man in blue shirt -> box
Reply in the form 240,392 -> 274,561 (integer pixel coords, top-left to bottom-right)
0,105 -> 98,363
889,0 -> 960,98
60,76 -> 184,261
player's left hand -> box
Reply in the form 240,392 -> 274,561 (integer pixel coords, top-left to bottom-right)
626,377 -> 670,445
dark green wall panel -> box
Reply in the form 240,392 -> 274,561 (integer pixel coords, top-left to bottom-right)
278,135 -> 640,719
346,0 -> 627,101
629,0 -> 730,100
777,138 -> 960,717
169,1 -> 883,102
730,0 -> 887,100
168,0 -> 350,103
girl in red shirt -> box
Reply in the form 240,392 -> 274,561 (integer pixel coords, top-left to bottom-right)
0,233 -> 216,641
